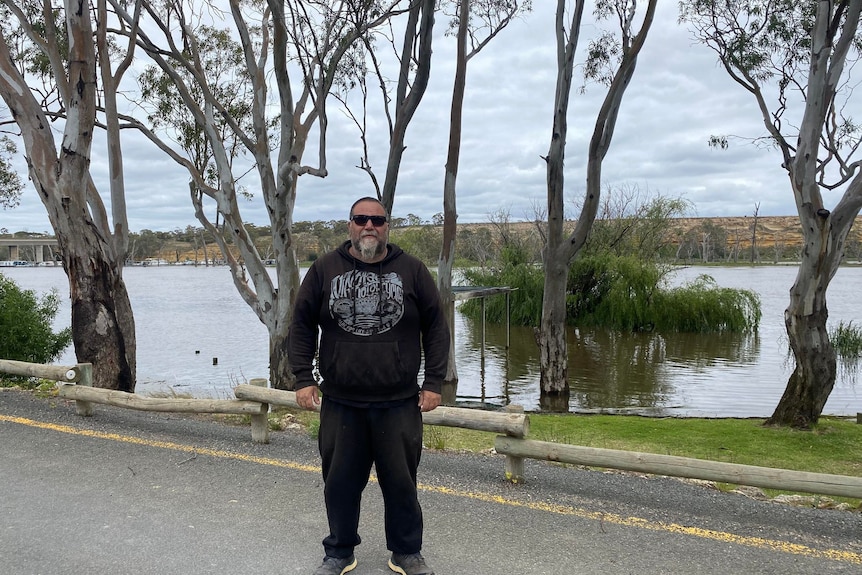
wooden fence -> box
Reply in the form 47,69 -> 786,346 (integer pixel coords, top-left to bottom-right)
2,358 -> 861,499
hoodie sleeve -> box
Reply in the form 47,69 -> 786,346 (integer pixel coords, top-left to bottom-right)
416,262 -> 451,395
287,261 -> 323,390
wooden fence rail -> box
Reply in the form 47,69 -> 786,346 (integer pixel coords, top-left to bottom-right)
494,436 -> 862,499
233,383 -> 530,476
233,384 -> 530,436
0,358 -> 83,384
4,358 -> 861,498
0,359 -> 94,416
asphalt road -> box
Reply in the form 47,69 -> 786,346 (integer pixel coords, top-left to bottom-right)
1,389 -> 861,574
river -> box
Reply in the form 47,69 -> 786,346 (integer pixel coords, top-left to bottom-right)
3,264 -> 861,417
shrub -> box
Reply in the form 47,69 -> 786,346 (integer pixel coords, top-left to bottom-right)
0,273 -> 72,366
460,246 -> 545,325
460,253 -> 761,334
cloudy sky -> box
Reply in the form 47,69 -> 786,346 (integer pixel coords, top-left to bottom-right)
3,2 -> 808,235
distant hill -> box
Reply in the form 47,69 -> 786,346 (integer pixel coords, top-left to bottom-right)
459,215 -> 860,249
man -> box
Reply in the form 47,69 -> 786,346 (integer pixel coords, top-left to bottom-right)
288,197 -> 450,575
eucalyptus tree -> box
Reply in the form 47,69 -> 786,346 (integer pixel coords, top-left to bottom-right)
539,0 -> 657,411
0,0 -> 140,390
681,0 -> 862,427
109,0 -> 425,388
335,0 -> 435,215
432,0 -> 530,402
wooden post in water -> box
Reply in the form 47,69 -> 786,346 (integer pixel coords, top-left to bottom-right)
249,378 -> 270,444
74,363 -> 95,417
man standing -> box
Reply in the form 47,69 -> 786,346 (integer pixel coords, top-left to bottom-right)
288,197 -> 450,575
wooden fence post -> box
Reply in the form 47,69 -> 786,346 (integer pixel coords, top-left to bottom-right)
503,404 -> 525,483
249,378 -> 270,444
74,363 -> 95,417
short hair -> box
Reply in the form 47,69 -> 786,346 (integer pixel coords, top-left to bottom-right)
349,197 -> 388,218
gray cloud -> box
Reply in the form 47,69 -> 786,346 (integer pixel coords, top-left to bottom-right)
2,3 -> 806,234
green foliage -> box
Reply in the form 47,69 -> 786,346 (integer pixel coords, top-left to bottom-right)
390,225 -> 442,264
652,274 -> 761,333
567,255 -> 665,329
0,273 -> 72,365
569,257 -> 759,332
0,136 -> 24,209
460,246 -> 545,325
831,321 -> 862,358
461,252 -> 760,334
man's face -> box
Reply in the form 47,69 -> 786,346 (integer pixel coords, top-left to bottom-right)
349,200 -> 389,262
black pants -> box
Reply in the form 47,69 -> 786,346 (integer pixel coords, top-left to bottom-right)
319,398 -> 424,558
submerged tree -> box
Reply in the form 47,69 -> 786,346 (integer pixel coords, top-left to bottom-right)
434,0 -> 530,403
539,0 -> 658,411
681,0 -> 862,427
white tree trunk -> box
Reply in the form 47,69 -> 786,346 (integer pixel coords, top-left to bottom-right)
0,3 -> 136,390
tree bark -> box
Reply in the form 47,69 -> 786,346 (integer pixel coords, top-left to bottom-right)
538,254 -> 570,412
437,0 -> 470,405
380,0 -> 435,214
767,279 -> 834,428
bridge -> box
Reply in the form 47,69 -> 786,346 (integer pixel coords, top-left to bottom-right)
0,238 -> 59,263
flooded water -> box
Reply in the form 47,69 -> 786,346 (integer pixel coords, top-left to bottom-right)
4,264 -> 861,417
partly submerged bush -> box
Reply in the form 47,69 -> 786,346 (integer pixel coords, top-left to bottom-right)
650,274 -> 761,333
460,253 -> 761,334
460,246 -> 544,326
0,273 -> 72,366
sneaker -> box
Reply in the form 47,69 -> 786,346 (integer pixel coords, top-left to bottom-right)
313,554 -> 357,575
388,552 -> 435,575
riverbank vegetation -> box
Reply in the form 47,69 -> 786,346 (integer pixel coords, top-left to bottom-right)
460,250 -> 761,333
0,275 -> 71,373
459,195 -> 762,334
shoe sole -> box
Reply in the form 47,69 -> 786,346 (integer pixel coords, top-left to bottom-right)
387,558 -> 433,575
340,557 -> 358,574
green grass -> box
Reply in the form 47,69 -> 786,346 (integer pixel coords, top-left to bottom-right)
526,414 -> 861,478
414,412 -> 862,507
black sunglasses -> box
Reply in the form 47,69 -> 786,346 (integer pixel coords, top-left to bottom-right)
351,214 -> 387,227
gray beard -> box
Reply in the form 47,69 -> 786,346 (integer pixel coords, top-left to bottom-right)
356,236 -> 384,261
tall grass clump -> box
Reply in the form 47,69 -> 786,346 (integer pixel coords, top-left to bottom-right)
831,320 -> 862,358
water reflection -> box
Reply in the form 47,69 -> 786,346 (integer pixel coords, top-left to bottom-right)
454,317 -> 764,414
454,264 -> 861,417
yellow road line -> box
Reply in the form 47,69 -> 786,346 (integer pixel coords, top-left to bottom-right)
3,414 -> 860,565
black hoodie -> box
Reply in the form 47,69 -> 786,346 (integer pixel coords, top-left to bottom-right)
287,240 -> 450,404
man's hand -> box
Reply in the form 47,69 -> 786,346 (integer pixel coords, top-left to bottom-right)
418,390 -> 441,412
296,385 -> 320,411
